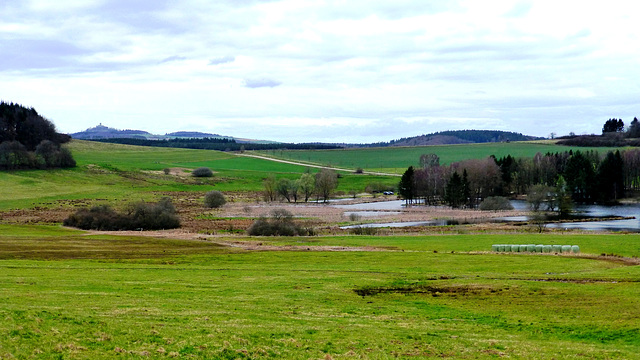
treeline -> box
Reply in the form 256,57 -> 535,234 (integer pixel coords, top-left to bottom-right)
263,169 -> 339,203
0,102 -> 75,170
93,137 -> 343,151
557,136 -> 640,147
558,117 -> 640,147
400,149 -> 637,207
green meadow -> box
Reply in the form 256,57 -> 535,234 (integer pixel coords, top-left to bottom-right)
256,142 -> 624,173
0,140 -> 395,210
1,225 -> 640,359
1,140 -> 640,359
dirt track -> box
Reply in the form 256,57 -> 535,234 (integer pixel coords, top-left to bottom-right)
236,153 -> 401,176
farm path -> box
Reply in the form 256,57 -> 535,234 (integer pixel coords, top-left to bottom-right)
237,153 -> 401,176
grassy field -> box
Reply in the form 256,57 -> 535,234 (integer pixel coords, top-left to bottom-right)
1,225 -> 639,359
2,140 -> 640,359
0,141 -> 396,210
256,142 -> 624,173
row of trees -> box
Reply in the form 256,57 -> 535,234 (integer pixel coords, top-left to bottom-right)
0,102 -> 75,170
263,168 -> 339,203
400,149 -> 636,208
601,117 -> 640,138
96,137 -> 343,152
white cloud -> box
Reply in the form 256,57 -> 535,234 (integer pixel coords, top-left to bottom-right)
1,0 -> 640,142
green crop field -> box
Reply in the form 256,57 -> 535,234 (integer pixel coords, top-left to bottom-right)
1,225 -> 640,359
256,142 -> 624,173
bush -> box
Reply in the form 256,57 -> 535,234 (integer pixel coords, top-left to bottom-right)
247,209 -> 311,236
349,226 -> 378,235
64,197 -> 180,230
479,196 -> 514,211
192,167 -> 213,177
204,190 -> 226,208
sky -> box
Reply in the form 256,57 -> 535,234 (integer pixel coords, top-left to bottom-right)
1,0 -> 639,143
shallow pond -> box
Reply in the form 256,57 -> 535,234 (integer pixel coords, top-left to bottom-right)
506,200 -> 640,232
333,199 -> 424,211
335,199 -> 640,232
340,219 -> 454,229
343,211 -> 402,218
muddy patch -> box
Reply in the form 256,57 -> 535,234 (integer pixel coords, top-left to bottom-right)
355,284 -> 505,297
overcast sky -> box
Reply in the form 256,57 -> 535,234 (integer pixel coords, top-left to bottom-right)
2,0 -> 639,143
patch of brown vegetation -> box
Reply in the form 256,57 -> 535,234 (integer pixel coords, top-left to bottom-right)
355,284 -> 505,297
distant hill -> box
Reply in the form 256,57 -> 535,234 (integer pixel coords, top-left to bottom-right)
165,131 -> 224,138
365,130 -> 543,147
71,125 -> 230,140
71,125 -> 542,148
71,125 -> 153,140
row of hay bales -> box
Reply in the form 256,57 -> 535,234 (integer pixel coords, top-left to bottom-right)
492,244 -> 580,254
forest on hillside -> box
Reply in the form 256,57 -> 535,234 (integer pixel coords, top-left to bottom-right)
362,130 -> 540,147
0,102 -> 75,170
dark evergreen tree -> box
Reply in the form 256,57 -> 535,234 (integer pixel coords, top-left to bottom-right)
462,169 -> 471,207
602,118 -> 624,134
398,166 -> 415,204
596,150 -> 624,202
628,117 -> 640,138
494,154 -> 516,194
564,151 -> 596,203
444,171 -> 466,208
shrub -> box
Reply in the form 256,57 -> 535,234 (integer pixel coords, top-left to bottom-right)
63,204 -> 122,231
247,209 -> 311,236
192,167 -> 213,177
64,197 -> 180,230
163,168 -> 171,175
204,190 -> 226,208
349,226 -> 378,235
479,196 -> 514,211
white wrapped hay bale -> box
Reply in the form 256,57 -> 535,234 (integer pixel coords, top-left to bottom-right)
543,245 -> 552,253
512,245 -> 521,252
571,245 -> 580,254
526,244 -> 536,252
535,244 -> 544,253
562,245 -> 572,253
519,245 -> 528,252
552,245 -> 562,253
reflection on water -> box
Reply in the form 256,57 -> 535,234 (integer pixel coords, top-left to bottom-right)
340,219 -> 454,229
547,218 -> 640,232
333,200 -> 425,211
344,211 -> 401,218
508,200 -> 640,232
335,199 -> 640,232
